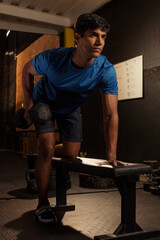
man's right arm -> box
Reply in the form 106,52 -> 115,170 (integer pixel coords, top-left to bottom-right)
22,60 -> 37,120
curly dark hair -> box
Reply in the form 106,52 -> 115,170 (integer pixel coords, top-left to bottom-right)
74,13 -> 110,36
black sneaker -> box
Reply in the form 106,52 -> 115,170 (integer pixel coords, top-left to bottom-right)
34,204 -> 57,224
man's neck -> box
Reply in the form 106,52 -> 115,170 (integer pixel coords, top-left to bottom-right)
72,48 -> 94,68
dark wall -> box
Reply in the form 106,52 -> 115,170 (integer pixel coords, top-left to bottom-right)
81,88 -> 105,158
81,0 -> 160,162
0,30 -> 41,150
97,0 -> 160,70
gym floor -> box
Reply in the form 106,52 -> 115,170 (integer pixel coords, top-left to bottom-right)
0,151 -> 160,240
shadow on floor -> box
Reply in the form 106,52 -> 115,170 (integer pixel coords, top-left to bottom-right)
7,188 -> 56,200
5,210 -> 91,240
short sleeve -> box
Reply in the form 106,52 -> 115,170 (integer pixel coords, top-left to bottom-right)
32,49 -> 55,75
100,63 -> 118,95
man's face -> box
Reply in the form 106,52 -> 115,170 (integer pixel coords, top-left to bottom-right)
75,28 -> 107,58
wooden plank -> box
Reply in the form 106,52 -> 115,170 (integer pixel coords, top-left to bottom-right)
19,0 -> 35,8
0,3 -> 70,27
0,18 -> 59,35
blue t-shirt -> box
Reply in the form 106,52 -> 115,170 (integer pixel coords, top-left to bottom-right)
32,47 -> 118,114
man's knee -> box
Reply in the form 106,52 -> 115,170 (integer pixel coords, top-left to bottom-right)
38,133 -> 56,160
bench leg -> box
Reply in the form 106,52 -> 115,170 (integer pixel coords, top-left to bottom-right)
56,167 -> 68,206
94,175 -> 143,240
52,167 -> 75,221
114,175 -> 143,235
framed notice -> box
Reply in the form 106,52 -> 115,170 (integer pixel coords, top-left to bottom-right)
114,55 -> 143,101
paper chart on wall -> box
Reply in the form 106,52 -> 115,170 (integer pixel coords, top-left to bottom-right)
114,55 -> 143,101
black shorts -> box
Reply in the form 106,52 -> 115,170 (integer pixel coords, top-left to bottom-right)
34,108 -> 82,142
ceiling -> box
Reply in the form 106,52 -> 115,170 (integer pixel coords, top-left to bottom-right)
0,0 -> 111,35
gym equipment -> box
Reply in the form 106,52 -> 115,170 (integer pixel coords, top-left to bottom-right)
143,181 -> 157,192
26,153 -> 71,202
13,108 -> 32,129
51,157 -> 153,237
28,102 -> 52,124
143,160 -> 159,169
25,169 -> 37,194
25,168 -> 58,194
79,173 -> 115,189
13,102 -> 52,129
150,185 -> 160,196
27,154 -> 160,239
143,160 -> 160,195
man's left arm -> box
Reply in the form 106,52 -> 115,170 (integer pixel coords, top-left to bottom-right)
102,94 -> 119,166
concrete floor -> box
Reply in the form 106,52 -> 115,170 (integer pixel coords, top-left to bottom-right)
0,150 -> 160,240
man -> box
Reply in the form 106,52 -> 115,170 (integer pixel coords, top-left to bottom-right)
22,13 -> 122,224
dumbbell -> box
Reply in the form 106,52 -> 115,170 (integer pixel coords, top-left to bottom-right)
13,102 -> 52,129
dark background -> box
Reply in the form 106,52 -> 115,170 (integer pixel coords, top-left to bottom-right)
0,0 -> 160,162
0,31 -> 42,151
81,0 -> 160,162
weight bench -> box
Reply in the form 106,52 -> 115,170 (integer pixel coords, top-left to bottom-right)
51,157 -> 159,240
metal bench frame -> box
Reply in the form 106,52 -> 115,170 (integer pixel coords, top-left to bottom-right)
51,157 -> 152,239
